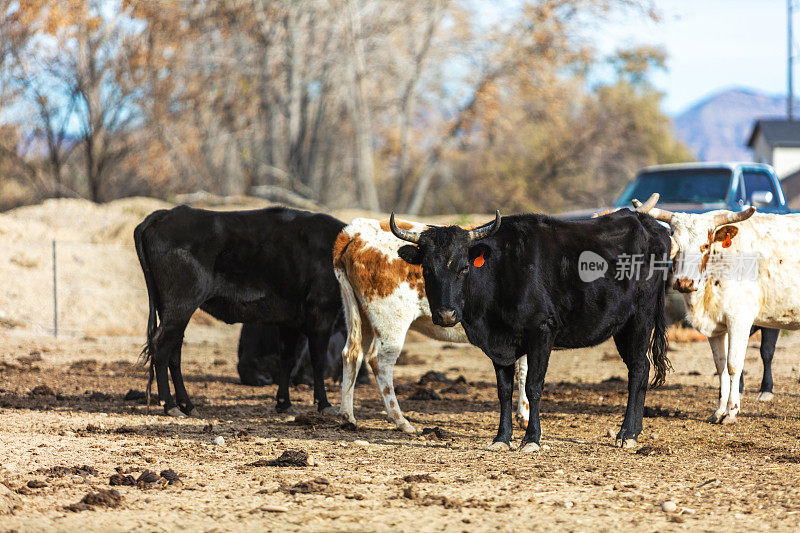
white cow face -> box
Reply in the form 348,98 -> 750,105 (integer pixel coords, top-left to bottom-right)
667,212 -> 743,293
631,194 -> 756,293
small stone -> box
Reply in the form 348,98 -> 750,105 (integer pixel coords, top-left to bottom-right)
650,432 -> 660,440
353,439 -> 369,447
563,501 -> 574,508
306,454 -> 316,467
540,444 -> 551,451
606,429 -> 615,438
27,480 -> 48,489
662,500 -> 678,513
261,505 -> 288,513
213,436 -> 226,446
554,469 -> 564,475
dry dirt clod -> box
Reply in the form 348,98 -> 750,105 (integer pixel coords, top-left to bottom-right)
160,469 -> 183,486
402,474 -> 436,483
251,450 -> 312,468
65,489 -> 124,512
409,387 -> 442,401
30,385 -> 56,397
109,474 -> 136,486
421,427 -> 451,441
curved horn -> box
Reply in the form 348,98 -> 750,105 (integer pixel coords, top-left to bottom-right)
631,193 -> 674,224
389,212 -> 421,243
712,206 -> 756,228
468,210 -> 501,242
635,193 -> 660,212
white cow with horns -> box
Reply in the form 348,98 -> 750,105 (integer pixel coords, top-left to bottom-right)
632,193 -> 799,424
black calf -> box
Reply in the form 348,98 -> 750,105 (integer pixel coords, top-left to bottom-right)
237,323 -> 369,387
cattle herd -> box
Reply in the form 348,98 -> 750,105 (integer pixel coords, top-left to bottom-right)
129,192 -> 794,452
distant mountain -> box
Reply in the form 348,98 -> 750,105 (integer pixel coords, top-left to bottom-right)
673,88 -> 789,161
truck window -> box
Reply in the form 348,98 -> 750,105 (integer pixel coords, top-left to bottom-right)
742,170 -> 778,206
615,168 -> 732,207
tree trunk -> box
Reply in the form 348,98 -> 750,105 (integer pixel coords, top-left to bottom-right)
347,0 -> 380,211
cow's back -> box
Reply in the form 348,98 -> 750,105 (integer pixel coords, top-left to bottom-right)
141,205 -> 345,325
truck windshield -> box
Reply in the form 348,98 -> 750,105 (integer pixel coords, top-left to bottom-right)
615,168 -> 732,207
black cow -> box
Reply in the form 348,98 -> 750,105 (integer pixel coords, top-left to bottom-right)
134,206 -> 345,417
237,323 -> 369,386
390,206 -> 671,451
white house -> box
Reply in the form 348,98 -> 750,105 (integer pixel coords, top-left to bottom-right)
747,120 -> 800,178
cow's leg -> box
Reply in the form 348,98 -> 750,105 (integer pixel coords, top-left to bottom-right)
340,324 -> 374,426
516,356 -> 529,430
307,328 -> 336,415
757,328 -> 778,401
519,348 -> 552,452
612,319 -> 651,448
370,337 -> 417,433
167,319 -> 196,416
152,321 -> 190,417
275,326 -> 302,414
489,361 -> 516,451
721,320 -> 754,424
708,333 -> 729,423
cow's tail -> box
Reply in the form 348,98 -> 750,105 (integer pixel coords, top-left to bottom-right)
332,232 -> 364,400
649,283 -> 672,388
133,214 -> 162,412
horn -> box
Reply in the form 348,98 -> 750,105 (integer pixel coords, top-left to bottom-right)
389,212 -> 421,243
712,206 -> 756,228
632,193 -> 674,224
468,210 -> 501,242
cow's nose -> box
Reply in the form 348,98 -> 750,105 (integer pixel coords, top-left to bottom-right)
436,308 -> 457,326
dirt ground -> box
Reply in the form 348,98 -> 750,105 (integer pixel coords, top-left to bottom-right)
0,327 -> 799,532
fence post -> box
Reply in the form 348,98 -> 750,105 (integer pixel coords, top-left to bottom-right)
52,239 -> 57,338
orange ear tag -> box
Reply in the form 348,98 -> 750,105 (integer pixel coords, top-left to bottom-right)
722,236 -> 732,248
473,252 -> 485,267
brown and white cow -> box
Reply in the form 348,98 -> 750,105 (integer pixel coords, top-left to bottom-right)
333,217 -> 529,433
633,193 -> 796,424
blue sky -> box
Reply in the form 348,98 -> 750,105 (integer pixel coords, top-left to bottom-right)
596,0 -> 790,114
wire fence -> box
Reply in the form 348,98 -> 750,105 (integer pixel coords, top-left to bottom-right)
1,239 -> 149,338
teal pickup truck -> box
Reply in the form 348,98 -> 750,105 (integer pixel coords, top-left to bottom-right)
615,162 -> 791,214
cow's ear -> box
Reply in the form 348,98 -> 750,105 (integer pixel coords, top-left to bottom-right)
468,244 -> 492,267
713,225 -> 739,247
398,245 -> 423,265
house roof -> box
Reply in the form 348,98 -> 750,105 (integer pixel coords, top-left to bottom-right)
747,120 -> 800,148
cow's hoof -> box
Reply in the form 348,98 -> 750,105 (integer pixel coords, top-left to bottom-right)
614,438 -> 637,449
397,421 -> 418,434
166,407 -> 187,418
185,408 -> 201,418
756,391 -> 774,402
721,413 -> 738,425
518,441 -> 540,453
275,404 -> 295,414
320,406 -> 339,417
516,415 -> 529,430
708,412 -> 725,424
487,441 -> 511,451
